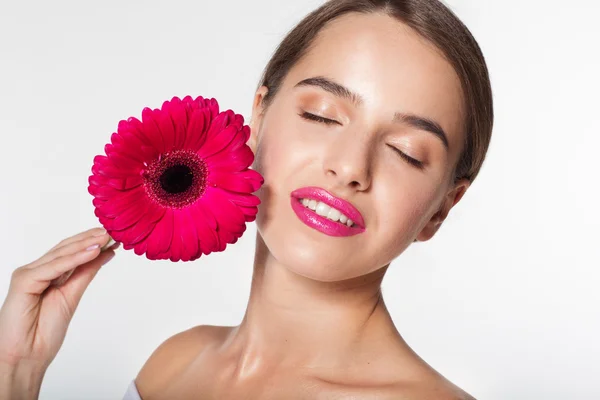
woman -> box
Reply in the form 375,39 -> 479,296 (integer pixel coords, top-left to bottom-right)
0,0 -> 493,398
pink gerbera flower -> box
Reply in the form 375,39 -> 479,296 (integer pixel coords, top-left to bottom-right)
88,96 -> 263,262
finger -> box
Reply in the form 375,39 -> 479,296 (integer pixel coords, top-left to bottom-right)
45,227 -> 108,255
58,246 -> 118,311
10,245 -> 104,296
27,232 -> 111,270
49,268 -> 75,288
101,237 -> 117,252
51,241 -> 120,287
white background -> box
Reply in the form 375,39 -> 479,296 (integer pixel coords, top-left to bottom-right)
1,0 -> 599,399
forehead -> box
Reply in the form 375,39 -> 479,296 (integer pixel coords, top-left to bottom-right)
283,12 -> 466,155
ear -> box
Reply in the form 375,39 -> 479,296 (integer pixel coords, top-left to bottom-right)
248,86 -> 269,154
415,178 -> 470,242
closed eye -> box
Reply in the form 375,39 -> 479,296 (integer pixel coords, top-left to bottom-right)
387,145 -> 425,170
299,111 -> 341,126
299,111 -> 424,169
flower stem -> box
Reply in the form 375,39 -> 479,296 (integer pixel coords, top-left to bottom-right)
101,237 -> 117,252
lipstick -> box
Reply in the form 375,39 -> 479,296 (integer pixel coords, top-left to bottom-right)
290,186 -> 365,237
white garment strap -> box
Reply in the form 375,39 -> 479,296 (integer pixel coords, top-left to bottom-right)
122,380 -> 142,400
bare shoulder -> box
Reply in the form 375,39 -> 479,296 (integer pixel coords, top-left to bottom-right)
373,353 -> 476,400
406,383 -> 476,400
135,324 -> 233,396
387,347 -> 476,400
387,374 -> 477,400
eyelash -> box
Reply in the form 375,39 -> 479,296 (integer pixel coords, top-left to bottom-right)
299,111 -> 340,126
387,145 -> 425,170
299,111 -> 424,169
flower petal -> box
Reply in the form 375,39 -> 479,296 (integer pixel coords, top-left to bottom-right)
106,149 -> 143,172
185,108 -> 209,150
145,209 -> 174,259
217,189 -> 261,207
194,200 -> 217,230
89,184 -> 141,200
169,210 -> 184,262
202,188 -> 246,234
189,203 -> 219,254
210,172 -> 254,193
92,155 -> 136,179
205,145 -> 254,172
95,208 -> 114,230
124,117 -> 155,148
198,124 -> 240,159
240,169 -> 264,190
88,174 -> 142,191
196,97 -> 220,121
141,107 -> 165,153
109,199 -> 164,242
196,110 -> 238,156
194,106 -> 228,150
119,131 -> 159,161
111,198 -> 151,231
94,187 -> 146,217
209,169 -> 263,193
240,125 -> 251,144
168,96 -> 188,150
157,102 -> 176,153
92,197 -> 107,209
133,239 -> 149,257
176,207 -> 200,261
109,133 -> 146,164
238,205 -> 259,222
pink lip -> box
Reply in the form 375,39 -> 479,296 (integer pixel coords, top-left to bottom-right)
290,187 -> 366,237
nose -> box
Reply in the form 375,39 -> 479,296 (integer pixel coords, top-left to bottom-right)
322,133 -> 373,192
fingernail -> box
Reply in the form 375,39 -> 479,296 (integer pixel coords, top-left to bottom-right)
94,228 -> 107,237
86,244 -> 100,251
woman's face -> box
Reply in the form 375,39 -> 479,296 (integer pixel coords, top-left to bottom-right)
248,12 -> 469,282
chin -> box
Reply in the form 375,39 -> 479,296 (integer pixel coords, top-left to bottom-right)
254,183 -> 378,282
256,219 -> 371,283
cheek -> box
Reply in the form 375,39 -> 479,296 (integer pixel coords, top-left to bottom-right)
377,177 -> 440,240
254,133 -> 294,184
252,124 -> 303,227
254,120 -> 316,185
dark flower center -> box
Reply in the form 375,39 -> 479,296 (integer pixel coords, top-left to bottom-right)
160,164 -> 193,194
143,150 -> 208,208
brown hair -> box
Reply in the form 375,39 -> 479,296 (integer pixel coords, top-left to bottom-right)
257,0 -> 493,184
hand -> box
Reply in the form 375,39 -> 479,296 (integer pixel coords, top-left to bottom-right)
0,227 -> 118,373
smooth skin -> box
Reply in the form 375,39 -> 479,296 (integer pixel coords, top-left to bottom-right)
0,228 -> 118,399
0,12 -> 475,400
134,13 -> 474,400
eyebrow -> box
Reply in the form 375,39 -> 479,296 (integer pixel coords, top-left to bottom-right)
392,112 -> 449,151
294,76 -> 450,151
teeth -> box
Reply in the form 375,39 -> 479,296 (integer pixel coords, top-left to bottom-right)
327,208 -> 341,221
315,202 -> 329,217
299,198 -> 355,227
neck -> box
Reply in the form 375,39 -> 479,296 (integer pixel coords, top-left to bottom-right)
221,233 -> 404,380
